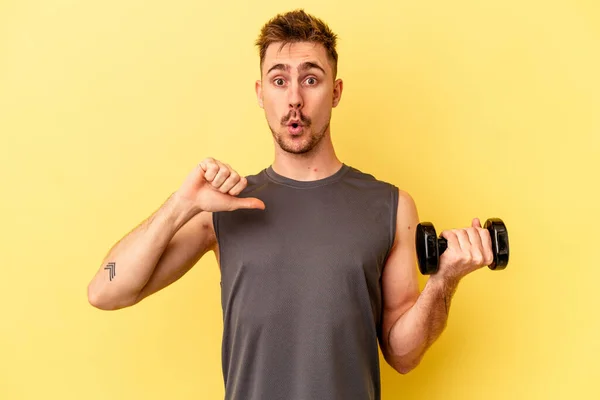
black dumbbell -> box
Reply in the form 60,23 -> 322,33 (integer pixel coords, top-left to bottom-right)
415,218 -> 509,275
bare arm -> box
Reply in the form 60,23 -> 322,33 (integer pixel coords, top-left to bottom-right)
87,192 -> 210,310
379,190 -> 421,373
380,190 -> 495,373
385,274 -> 459,373
87,158 -> 265,311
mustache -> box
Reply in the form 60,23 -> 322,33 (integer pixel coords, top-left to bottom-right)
281,111 -> 311,126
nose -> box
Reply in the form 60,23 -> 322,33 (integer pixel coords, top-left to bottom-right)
288,82 -> 303,111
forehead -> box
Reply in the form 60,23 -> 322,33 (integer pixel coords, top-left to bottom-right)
263,41 -> 330,73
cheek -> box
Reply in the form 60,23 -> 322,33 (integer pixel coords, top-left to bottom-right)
308,92 -> 332,114
263,91 -> 283,110
310,88 -> 333,106
264,99 -> 279,113
262,101 -> 282,123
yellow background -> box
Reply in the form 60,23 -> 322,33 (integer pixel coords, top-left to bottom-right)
1,0 -> 599,398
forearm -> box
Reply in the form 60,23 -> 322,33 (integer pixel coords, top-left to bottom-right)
386,275 -> 460,373
87,192 -> 199,309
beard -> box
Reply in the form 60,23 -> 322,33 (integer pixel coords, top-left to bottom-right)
268,111 -> 330,155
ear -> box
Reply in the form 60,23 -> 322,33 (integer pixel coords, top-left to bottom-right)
255,80 -> 264,109
332,78 -> 343,108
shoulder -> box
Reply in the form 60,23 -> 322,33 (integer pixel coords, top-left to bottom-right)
343,164 -> 391,184
342,164 -> 400,196
391,188 -> 419,248
341,164 -> 418,240
342,165 -> 415,206
345,165 -> 418,240
396,188 -> 417,212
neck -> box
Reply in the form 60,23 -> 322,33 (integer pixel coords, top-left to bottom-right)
271,125 -> 342,182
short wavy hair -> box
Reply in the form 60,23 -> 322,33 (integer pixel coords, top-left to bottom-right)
255,9 -> 339,79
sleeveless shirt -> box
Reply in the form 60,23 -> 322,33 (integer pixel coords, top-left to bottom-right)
212,163 -> 399,400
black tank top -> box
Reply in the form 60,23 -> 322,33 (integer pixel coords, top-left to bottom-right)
213,163 -> 399,400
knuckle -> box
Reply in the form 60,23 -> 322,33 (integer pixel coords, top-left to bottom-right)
463,252 -> 473,263
219,166 -> 231,176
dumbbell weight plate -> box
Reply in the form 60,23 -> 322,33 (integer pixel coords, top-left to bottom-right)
484,218 -> 510,270
415,222 -> 440,275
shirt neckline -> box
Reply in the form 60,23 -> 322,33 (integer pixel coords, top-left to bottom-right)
265,163 -> 350,189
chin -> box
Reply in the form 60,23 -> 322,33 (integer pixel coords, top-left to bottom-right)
279,132 -> 322,155
278,139 -> 310,154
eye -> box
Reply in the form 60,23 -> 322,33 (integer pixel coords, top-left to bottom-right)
274,78 -> 285,86
305,77 -> 317,85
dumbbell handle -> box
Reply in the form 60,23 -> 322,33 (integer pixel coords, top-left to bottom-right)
437,237 -> 448,256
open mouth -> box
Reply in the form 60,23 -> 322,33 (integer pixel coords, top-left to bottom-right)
288,122 -> 304,135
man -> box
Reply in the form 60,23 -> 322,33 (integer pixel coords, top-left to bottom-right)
87,9 -> 494,400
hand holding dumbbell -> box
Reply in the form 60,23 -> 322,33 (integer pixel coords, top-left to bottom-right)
415,218 -> 509,275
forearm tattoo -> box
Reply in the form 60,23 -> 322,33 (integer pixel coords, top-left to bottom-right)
104,262 -> 116,281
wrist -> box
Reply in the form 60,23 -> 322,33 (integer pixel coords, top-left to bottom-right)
427,273 -> 460,301
428,272 -> 459,287
168,192 -> 202,225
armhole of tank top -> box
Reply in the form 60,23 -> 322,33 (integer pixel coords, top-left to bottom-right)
212,211 -> 219,242
212,211 -> 222,285
386,185 -> 400,261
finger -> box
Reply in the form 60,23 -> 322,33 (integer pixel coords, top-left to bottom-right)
230,196 -> 265,211
202,158 -> 219,181
453,229 -> 472,252
472,218 -> 482,228
196,163 -> 206,180
228,176 -> 248,196
440,230 -> 459,250
480,228 -> 494,265
211,161 -> 232,188
466,227 -> 484,265
219,170 -> 242,193
199,157 -> 215,170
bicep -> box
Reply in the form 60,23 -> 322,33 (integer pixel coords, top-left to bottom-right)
134,210 -> 217,304
380,190 -> 421,353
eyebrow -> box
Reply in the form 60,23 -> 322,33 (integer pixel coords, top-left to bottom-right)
266,61 -> 326,76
